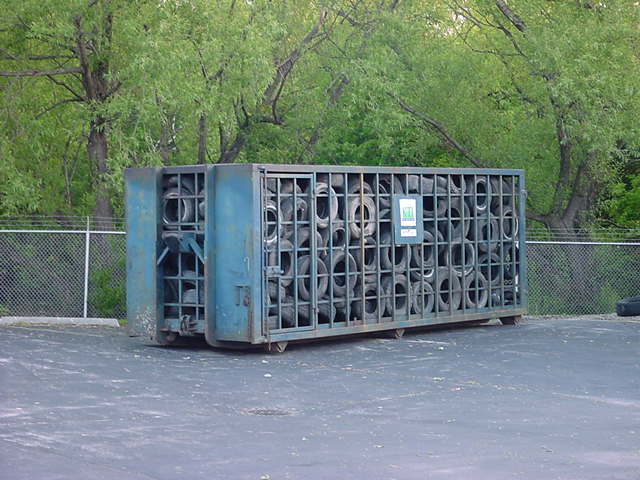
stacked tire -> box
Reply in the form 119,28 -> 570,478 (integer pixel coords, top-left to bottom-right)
265,174 -> 520,329
160,173 -> 206,329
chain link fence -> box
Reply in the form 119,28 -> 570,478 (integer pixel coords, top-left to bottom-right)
0,219 -> 126,319
527,241 -> 640,315
0,219 -> 638,319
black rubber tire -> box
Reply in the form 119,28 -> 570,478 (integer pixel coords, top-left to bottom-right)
450,242 -> 476,277
411,281 -> 434,315
478,252 -> 501,285
468,217 -> 499,253
280,297 -> 312,327
320,224 -> 347,251
438,199 -> 470,241
466,176 -> 489,214
435,268 -> 462,312
268,239 -> 295,287
308,182 -> 339,229
410,230 -> 440,283
296,255 -> 329,301
490,177 -> 514,212
317,302 -> 337,324
382,274 -> 410,317
616,296 -> 640,317
347,195 -> 377,239
353,283 -> 381,322
293,227 -> 323,253
378,176 -> 404,209
323,251 -> 358,297
280,196 -> 308,223
380,231 -> 411,272
500,207 -> 519,241
263,200 -> 280,245
162,187 -> 196,225
464,272 -> 489,309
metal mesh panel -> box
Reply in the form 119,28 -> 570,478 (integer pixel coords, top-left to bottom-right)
263,171 -> 524,333
87,233 -> 126,318
0,232 -> 85,317
527,242 -> 640,315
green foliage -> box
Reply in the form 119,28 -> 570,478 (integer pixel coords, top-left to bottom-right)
0,0 -> 638,229
89,262 -> 126,318
606,176 -> 640,228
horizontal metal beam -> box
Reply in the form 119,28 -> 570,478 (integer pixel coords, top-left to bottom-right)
527,240 -> 640,246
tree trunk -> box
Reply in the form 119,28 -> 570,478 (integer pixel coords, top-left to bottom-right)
198,112 -> 207,164
218,127 -> 248,163
88,118 -> 114,227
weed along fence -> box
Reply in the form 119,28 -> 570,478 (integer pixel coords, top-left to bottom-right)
126,164 -> 527,352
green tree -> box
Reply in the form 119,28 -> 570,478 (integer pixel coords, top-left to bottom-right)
347,0 -> 640,238
0,0 -> 134,223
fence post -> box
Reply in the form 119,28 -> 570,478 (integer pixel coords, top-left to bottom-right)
83,216 -> 90,318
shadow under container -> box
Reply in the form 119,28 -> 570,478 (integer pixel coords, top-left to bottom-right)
126,163 -> 527,351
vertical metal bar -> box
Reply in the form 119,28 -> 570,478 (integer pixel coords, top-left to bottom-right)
311,173 -> 318,328
375,173 -> 381,324
433,175 -> 440,317
276,178 -> 282,330
419,174 -> 425,318
510,174 -> 517,307
359,172 -> 365,323
473,175 -> 480,311
83,216 -> 90,318
499,176 -> 505,307
486,174 -> 493,309
293,178 -> 299,328
178,173 -> 182,232
447,175 -> 453,316
260,174 -> 268,337
518,172 -> 528,311
344,172 -> 351,324
404,174 -> 410,319
460,175 -> 466,315
390,175 -> 396,323
328,172 -> 334,327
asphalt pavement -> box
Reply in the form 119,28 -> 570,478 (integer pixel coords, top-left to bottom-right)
0,317 -> 639,480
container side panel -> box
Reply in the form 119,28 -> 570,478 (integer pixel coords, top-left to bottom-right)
125,168 -> 162,340
261,167 -> 527,343
213,165 -> 256,341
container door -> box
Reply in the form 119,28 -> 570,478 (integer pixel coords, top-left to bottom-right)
262,173 -> 317,334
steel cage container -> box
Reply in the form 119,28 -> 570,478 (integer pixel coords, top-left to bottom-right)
126,163 -> 527,350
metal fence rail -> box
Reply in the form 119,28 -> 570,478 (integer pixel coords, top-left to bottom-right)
0,223 -> 638,319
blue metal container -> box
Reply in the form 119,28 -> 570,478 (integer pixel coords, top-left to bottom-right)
126,164 -> 527,351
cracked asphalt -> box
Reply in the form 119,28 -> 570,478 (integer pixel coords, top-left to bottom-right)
0,317 -> 639,480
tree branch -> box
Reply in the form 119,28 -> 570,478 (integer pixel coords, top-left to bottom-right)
74,16 -> 97,101
45,74 -> 85,101
549,97 -> 572,214
0,48 -> 75,61
526,209 -> 550,224
0,67 -> 82,77
495,0 -> 526,32
390,94 -> 486,168
263,9 -> 329,121
34,98 -> 82,119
